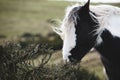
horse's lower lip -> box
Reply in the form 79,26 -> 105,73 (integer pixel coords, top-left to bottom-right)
68,59 -> 79,65
68,57 -> 79,64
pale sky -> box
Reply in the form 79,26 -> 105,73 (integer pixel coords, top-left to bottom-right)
49,0 -> 120,3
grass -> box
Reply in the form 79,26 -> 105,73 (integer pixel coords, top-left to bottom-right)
0,0 -> 69,38
0,0 -> 120,38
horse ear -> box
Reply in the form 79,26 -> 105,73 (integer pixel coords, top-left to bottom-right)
82,0 -> 90,11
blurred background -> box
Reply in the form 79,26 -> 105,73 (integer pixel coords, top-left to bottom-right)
0,0 -> 120,80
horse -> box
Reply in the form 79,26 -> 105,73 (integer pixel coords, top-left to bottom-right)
52,0 -> 120,80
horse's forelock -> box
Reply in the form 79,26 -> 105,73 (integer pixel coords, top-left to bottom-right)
61,4 -> 80,33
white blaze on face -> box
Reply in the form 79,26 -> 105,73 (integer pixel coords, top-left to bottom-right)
60,5 -> 80,62
62,22 -> 76,62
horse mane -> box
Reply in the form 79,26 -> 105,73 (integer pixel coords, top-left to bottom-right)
91,5 -> 120,44
90,5 -> 120,33
60,4 -> 79,33
59,4 -> 120,44
57,4 -> 79,40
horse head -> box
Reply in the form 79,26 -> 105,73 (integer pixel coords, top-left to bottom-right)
53,0 -> 99,64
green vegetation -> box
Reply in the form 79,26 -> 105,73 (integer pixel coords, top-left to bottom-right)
0,0 -> 69,38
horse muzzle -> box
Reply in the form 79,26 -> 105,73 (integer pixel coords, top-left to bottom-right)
68,56 -> 80,65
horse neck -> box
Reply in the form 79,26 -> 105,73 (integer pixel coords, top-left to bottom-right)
95,29 -> 120,61
95,29 -> 120,80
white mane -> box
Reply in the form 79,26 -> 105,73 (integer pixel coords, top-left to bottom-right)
90,5 -> 120,44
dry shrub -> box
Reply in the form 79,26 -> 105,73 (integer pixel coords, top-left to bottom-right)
0,41 -> 100,80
